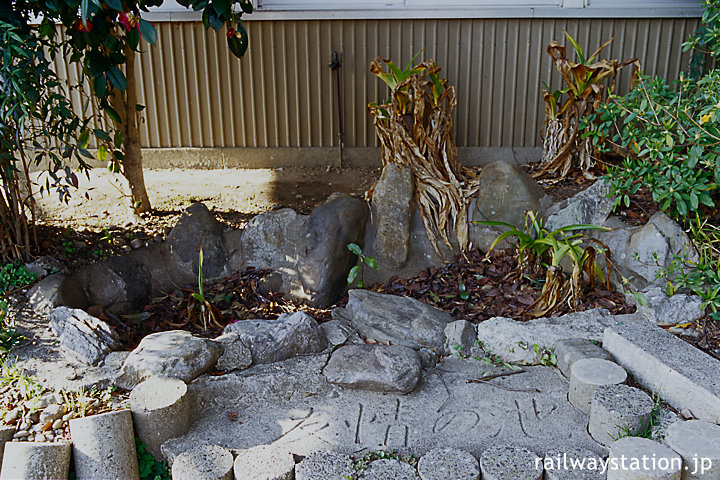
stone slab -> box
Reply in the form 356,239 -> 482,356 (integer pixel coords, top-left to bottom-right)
603,322 -> 720,424
162,355 -> 601,463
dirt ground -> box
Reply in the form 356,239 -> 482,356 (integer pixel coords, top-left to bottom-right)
33,165 -> 381,233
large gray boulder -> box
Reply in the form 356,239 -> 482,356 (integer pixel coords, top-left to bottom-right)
240,208 -> 302,271
165,203 -> 228,283
73,255 -> 151,314
472,161 -> 548,230
223,311 -> 327,365
295,193 -> 369,307
334,290 -> 454,354
49,307 -> 120,365
545,179 -> 614,232
368,163 -> 414,268
323,344 -> 422,394
475,308 -> 633,365
632,285 -> 704,325
599,212 -> 698,288
114,330 -> 223,390
27,274 -> 88,315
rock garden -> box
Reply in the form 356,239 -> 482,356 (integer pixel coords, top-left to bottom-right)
3,3 -> 720,479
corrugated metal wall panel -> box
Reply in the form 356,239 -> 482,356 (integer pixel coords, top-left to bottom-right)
56,18 -> 698,149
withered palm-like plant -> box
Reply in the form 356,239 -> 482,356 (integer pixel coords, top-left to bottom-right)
368,55 -> 479,256
535,32 -> 637,182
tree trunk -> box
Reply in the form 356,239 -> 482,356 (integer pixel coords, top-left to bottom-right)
110,43 -> 151,213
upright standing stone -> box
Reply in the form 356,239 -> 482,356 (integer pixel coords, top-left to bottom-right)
417,447 -> 480,480
664,420 -> 720,480
588,384 -> 655,446
479,445 -> 543,480
129,377 -> 190,460
607,437 -> 682,480
370,163 -> 414,268
568,358 -> 627,414
172,445 -> 234,480
0,442 -> 71,480
69,410 -> 140,480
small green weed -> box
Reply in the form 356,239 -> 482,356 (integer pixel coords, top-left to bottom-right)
533,344 -> 557,366
353,450 -> 419,471
0,263 -> 36,294
347,243 -> 378,289
474,340 -> 520,371
611,391 -> 665,441
136,438 -> 170,480
0,301 -> 21,356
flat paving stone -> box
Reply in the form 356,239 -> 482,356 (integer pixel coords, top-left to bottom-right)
417,447 -> 480,480
604,322 -> 720,424
233,445 -> 295,480
162,355 -> 603,462
607,437 -> 682,480
295,451 -> 355,480
543,447 -> 606,479
664,420 -> 720,480
569,358 -> 627,414
358,459 -> 420,479
479,444 -> 543,480
589,384 -> 655,446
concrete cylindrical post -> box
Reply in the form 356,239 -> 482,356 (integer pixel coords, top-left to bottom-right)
664,420 -> 720,480
69,409 -> 140,480
233,445 -> 295,480
0,426 -> 14,467
607,437 -> 682,480
129,376 -> 190,460
172,445 -> 233,480
480,445 -> 543,480
589,384 -> 655,446
568,358 -> 627,414
543,446 -> 606,480
0,441 -> 71,480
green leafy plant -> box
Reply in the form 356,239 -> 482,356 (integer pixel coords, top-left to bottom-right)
474,340 -> 520,371
184,247 -> 224,331
347,243 -> 378,289
536,32 -> 637,182
533,344 -> 557,366
0,301 -> 21,357
476,211 -> 609,317
611,391 -> 665,441
0,263 -> 36,294
136,438 -> 170,480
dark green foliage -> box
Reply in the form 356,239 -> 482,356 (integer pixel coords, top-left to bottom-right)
136,438 -> 170,480
0,263 -> 36,294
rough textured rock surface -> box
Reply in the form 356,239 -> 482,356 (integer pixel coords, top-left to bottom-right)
223,311 -> 327,365
543,447 -> 605,479
599,212 -> 698,289
323,344 -> 422,393
24,255 -> 67,277
26,274 -> 88,315
369,163 -> 414,268
545,179 -> 614,233
74,255 -> 151,314
214,332 -> 253,372
49,307 -> 120,366
239,208 -> 302,272
333,290 -> 454,354
475,308 -> 629,365
632,286 -> 704,325
295,193 -> 368,307
295,451 -> 355,480
165,202 -> 229,283
472,161 -> 548,230
172,445 -> 234,480
607,437 -> 682,480
417,447 -> 480,480
115,330 -> 223,390
479,444 -> 543,480
445,320 -> 478,356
